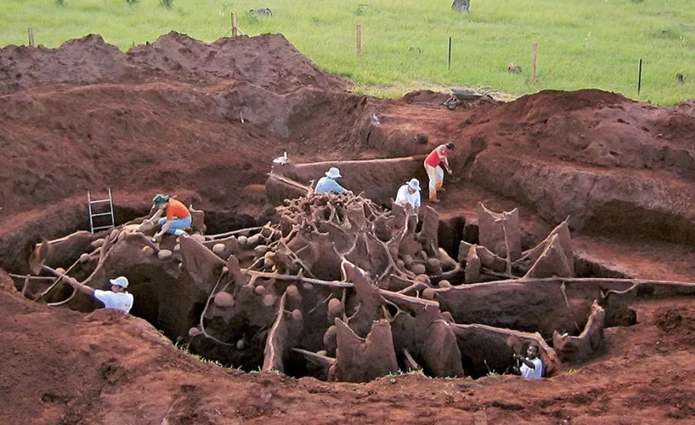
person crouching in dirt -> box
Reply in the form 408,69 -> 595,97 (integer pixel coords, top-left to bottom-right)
314,167 -> 351,195
424,142 -> 454,204
144,194 -> 191,241
63,276 -> 134,314
512,343 -> 544,380
395,178 -> 421,218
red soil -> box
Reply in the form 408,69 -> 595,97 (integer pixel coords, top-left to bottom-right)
1,32 -> 694,424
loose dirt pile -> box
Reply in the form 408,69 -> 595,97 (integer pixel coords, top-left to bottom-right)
1,32 -> 695,424
0,32 -> 345,95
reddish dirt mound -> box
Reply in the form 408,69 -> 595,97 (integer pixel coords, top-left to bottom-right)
0,33 -> 359,225
655,307 -> 695,346
2,32 -> 695,424
0,32 -> 345,95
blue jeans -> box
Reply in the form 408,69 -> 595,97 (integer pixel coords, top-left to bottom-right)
158,216 -> 192,234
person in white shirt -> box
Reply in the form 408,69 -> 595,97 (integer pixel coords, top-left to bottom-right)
64,275 -> 134,314
512,343 -> 544,380
395,178 -> 421,216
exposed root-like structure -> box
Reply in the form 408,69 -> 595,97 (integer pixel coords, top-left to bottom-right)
15,194 -> 695,381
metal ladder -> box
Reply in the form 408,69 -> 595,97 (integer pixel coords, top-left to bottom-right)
88,189 -> 115,233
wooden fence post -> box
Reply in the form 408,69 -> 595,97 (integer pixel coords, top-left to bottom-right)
448,37 -> 452,70
232,12 -> 238,37
637,59 -> 643,96
531,43 -> 538,81
356,24 -> 362,57
28,28 -> 35,47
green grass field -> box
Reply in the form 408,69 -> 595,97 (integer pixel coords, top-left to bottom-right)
2,0 -> 695,105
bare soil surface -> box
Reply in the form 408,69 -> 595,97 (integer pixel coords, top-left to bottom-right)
1,32 -> 695,424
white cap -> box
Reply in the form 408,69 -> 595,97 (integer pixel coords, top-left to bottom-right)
407,178 -> 421,191
109,276 -> 129,288
325,167 -> 342,179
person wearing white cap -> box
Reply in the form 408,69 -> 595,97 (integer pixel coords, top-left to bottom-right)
314,167 -> 349,195
395,178 -> 422,216
63,275 -> 134,314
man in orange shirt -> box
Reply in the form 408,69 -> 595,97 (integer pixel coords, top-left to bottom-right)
144,194 -> 192,241
424,142 -> 455,203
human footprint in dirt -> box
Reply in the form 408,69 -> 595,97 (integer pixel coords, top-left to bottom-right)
424,142 -> 454,203
512,343 -> 544,380
395,178 -> 421,218
64,276 -> 134,314
144,194 -> 191,241
314,167 -> 352,195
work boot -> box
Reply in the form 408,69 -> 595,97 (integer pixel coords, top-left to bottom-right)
430,198 -> 441,204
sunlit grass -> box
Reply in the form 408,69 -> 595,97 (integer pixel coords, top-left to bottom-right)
1,0 -> 695,104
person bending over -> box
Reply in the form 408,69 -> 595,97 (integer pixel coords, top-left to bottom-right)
314,167 -> 350,195
423,142 -> 454,203
395,178 -> 421,217
145,194 -> 191,241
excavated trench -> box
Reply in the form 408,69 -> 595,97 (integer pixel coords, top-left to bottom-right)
6,155 -> 695,383
11,179 -> 685,383
11,156 -> 694,382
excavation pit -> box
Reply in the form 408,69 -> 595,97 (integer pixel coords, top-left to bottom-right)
13,187 -> 692,383
3,30 -> 695,424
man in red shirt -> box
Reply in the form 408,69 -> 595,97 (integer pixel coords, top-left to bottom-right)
144,194 -> 192,241
424,142 -> 455,203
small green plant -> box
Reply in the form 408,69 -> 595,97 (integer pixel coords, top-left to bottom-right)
126,0 -> 138,5
653,28 -> 683,40
386,369 -> 431,378
159,0 -> 173,9
245,11 -> 259,24
483,359 -> 500,377
174,340 -> 191,352
174,341 -> 223,367
354,4 -> 368,16
55,0 -> 65,5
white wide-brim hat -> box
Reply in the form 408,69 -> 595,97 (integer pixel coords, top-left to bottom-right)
325,167 -> 342,179
407,178 -> 421,191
